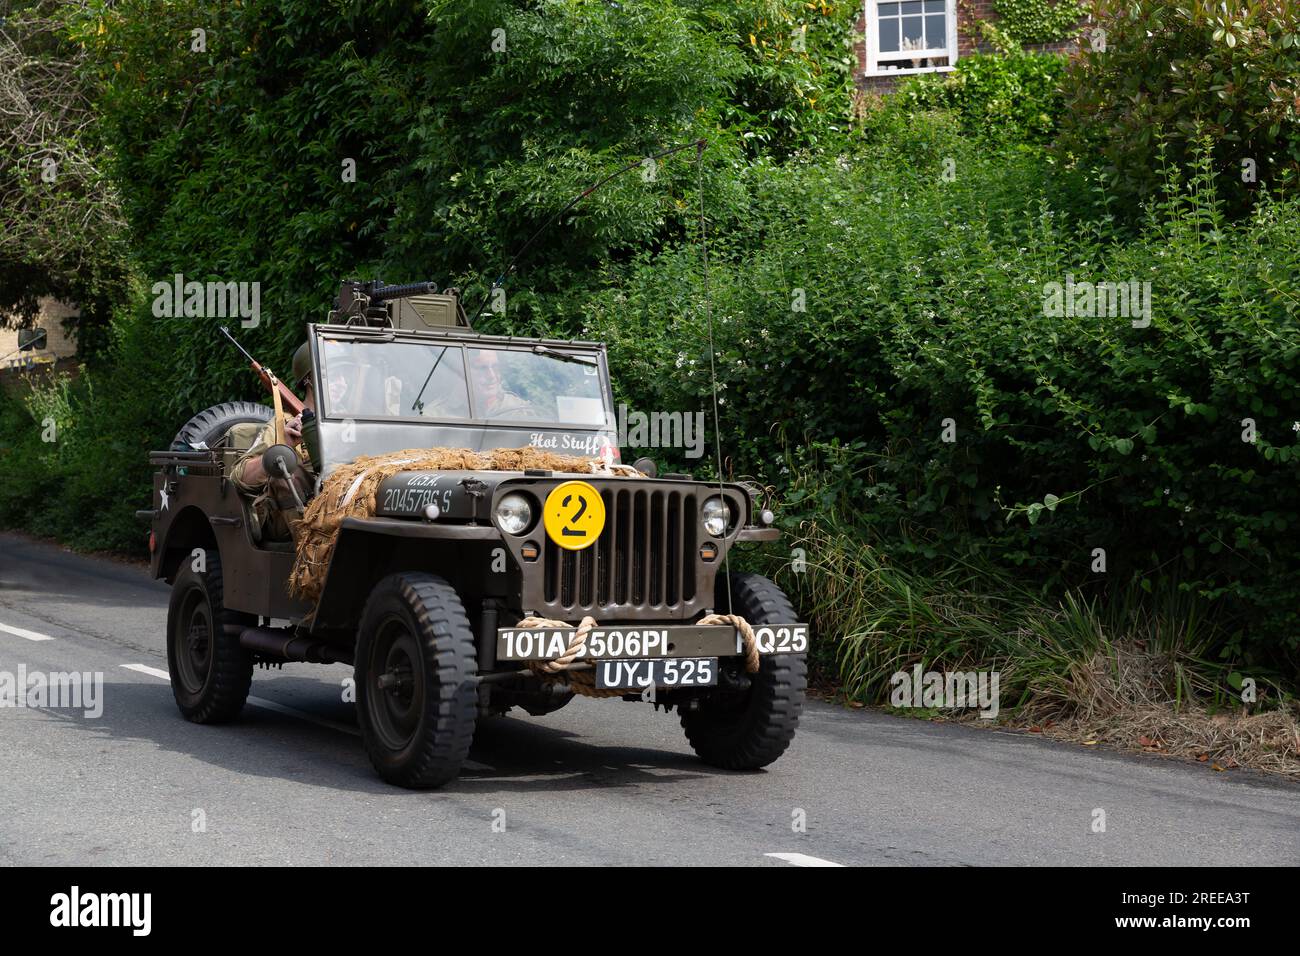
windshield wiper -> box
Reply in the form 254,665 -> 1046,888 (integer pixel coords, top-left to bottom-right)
532,345 -> 597,368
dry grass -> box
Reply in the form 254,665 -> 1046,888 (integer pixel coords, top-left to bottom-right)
1008,643 -> 1300,778
1010,705 -> 1300,778
1019,639 -> 1221,722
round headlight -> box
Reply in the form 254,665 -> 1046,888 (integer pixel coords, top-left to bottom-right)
702,496 -> 730,537
495,492 -> 533,535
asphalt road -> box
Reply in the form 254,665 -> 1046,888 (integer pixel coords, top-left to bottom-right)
1,532 -> 1296,866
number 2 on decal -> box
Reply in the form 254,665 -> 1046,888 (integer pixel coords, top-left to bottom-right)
561,493 -> 587,537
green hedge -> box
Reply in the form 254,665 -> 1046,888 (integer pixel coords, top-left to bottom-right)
584,128 -> 1300,666
991,0 -> 1085,45
890,51 -> 1069,147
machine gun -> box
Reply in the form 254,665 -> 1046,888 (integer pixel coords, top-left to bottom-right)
328,279 -> 469,330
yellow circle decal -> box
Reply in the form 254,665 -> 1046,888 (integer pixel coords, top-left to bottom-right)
543,481 -> 606,551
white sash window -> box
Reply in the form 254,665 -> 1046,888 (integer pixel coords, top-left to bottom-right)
865,0 -> 958,75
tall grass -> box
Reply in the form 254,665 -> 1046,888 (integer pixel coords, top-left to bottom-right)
762,510 -> 1256,716
753,431 -> 1282,717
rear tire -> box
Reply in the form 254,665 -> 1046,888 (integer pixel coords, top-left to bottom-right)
166,549 -> 255,723
681,573 -> 807,770
355,573 -> 478,788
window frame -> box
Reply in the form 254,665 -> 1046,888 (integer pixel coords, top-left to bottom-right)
314,332 -> 613,430
864,0 -> 958,76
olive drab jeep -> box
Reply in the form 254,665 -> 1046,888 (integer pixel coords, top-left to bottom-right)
143,280 -> 809,788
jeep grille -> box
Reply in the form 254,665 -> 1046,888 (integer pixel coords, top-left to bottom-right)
543,488 -> 698,614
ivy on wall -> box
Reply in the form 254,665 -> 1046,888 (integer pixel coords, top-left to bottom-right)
991,0 -> 1084,45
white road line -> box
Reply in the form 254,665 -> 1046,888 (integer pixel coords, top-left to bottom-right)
121,664 -> 360,735
765,852 -> 845,867
118,662 -> 494,770
0,621 -> 54,642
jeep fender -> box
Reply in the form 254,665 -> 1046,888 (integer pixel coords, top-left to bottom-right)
310,517 -> 506,634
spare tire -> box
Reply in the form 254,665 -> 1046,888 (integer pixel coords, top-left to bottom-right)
171,401 -> 273,452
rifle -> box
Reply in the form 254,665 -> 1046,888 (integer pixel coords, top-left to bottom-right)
219,326 -> 305,417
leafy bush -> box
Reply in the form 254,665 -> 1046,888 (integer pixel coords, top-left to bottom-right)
46,0 -> 860,409
888,50 -> 1069,146
0,297 -> 173,552
1058,0 -> 1300,216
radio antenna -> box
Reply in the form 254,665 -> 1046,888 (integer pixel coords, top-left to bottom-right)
694,143 -> 731,615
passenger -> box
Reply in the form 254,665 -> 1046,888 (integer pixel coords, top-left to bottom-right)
229,342 -> 318,541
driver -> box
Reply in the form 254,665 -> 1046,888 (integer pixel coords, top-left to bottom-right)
229,342 -> 318,541
469,348 -> 539,419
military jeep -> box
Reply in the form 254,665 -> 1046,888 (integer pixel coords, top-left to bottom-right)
144,281 -> 808,788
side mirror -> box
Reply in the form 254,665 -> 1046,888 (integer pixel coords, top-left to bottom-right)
17,328 -> 47,352
262,443 -> 300,480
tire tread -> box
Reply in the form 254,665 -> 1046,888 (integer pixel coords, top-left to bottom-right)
680,572 -> 807,770
356,573 -> 477,788
167,549 -> 254,724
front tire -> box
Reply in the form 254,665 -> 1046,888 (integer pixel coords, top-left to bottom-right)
681,573 -> 807,770
167,549 -> 255,723
355,573 -> 478,788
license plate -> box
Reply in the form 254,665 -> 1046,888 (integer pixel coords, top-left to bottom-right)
495,623 -> 810,662
594,657 -> 718,690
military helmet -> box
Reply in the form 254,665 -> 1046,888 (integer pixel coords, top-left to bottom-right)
292,342 -> 312,387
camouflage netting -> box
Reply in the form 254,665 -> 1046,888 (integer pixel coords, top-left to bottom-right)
288,447 -> 640,602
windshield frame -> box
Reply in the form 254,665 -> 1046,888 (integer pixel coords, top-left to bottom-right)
311,326 -> 615,431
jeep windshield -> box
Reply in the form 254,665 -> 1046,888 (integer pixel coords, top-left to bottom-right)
318,337 -> 608,427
